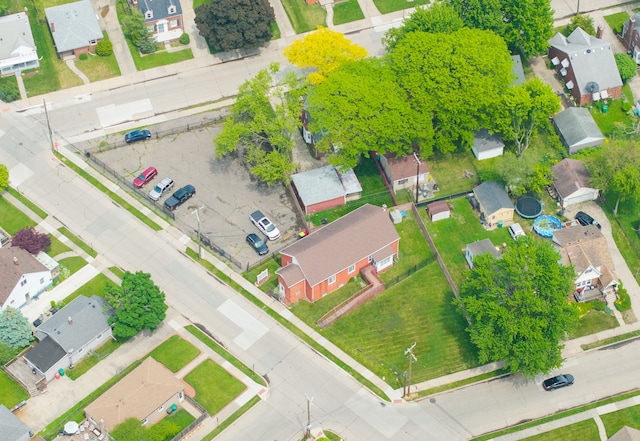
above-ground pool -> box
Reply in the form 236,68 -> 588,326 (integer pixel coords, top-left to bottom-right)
533,215 -> 562,238
515,196 -> 543,219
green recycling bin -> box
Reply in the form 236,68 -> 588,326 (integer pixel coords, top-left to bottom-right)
498,220 -> 503,228
167,404 -> 177,414
58,368 -> 65,377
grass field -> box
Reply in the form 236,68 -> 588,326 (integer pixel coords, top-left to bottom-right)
570,309 -> 619,339
62,273 -> 113,307
332,0 -> 364,25
0,369 -> 28,408
373,0 -> 430,14
184,359 -> 246,414
58,226 -> 98,257
6,187 -> 48,219
601,405 -> 640,437
149,335 -> 200,372
129,41 -> 195,71
67,339 -> 121,380
521,419 -> 599,441
604,11 -> 630,34
0,196 -> 37,234
48,235 -> 72,257
75,34 -> 121,82
58,256 -> 89,275
280,0 -> 326,33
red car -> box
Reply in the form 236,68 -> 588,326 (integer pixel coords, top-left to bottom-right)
133,167 -> 157,188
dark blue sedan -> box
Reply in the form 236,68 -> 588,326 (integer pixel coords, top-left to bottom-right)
246,233 -> 269,255
125,129 -> 151,143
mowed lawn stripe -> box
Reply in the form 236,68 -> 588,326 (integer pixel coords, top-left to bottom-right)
184,359 -> 246,415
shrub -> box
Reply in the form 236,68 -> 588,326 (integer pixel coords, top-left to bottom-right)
622,100 -> 632,112
79,53 -> 88,60
616,284 -> 632,311
0,84 -> 19,102
12,227 -> 51,254
179,32 -> 190,45
96,40 -> 113,56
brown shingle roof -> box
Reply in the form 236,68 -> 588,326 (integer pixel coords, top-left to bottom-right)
554,225 -> 614,276
0,247 -> 48,305
551,158 -> 593,199
427,200 -> 449,216
278,204 -> 400,287
384,153 -> 428,181
85,358 -> 184,432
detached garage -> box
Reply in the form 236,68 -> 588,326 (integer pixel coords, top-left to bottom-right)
551,158 -> 599,208
472,130 -> 504,160
427,200 -> 450,221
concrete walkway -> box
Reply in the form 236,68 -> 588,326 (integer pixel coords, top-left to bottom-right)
98,0 -> 137,76
65,60 -> 90,86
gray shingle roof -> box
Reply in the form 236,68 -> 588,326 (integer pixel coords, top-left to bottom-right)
467,239 -> 502,259
473,181 -> 513,216
138,0 -> 182,21
473,129 -> 504,153
45,0 -> 102,53
23,335 -> 67,373
0,404 -> 31,441
0,12 -> 36,62
291,165 -> 346,207
553,107 -> 604,150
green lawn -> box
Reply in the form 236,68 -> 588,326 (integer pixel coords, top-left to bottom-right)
152,409 -> 195,439
149,335 -> 200,372
332,0 -> 364,25
6,187 -> 48,219
129,41 -> 194,71
61,273 -> 112,307
75,34 -> 121,82
589,97 -> 636,137
604,11 -> 630,34
58,256 -> 88,275
0,196 -> 37,234
270,21 -> 281,40
193,0 -> 208,10
373,0 -> 430,14
521,419 -> 599,441
58,226 -> 98,257
602,405 -> 640,437
280,0 -> 326,34
184,359 -> 246,414
0,369 -> 28,408
67,339 -> 121,380
0,75 -> 20,102
48,234 -> 72,258
570,308 -> 619,339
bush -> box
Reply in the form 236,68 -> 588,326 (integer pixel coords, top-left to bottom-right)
96,40 -> 113,56
616,283 -> 632,311
79,53 -> 88,60
0,81 -> 20,102
179,32 -> 190,45
622,100 -> 633,112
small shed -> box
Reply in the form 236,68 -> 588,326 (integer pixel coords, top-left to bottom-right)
465,239 -> 502,268
553,107 -> 604,154
291,165 -> 362,215
472,130 -> 504,160
427,200 -> 450,222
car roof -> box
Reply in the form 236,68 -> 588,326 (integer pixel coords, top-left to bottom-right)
142,166 -> 156,174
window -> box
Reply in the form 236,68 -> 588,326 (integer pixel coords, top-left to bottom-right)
145,10 -> 153,19
168,5 -> 176,13
89,39 -> 97,45
398,178 -> 408,185
348,264 -> 355,274
170,19 -> 179,28
328,275 -> 336,285
21,279 -> 27,286
368,256 -> 373,263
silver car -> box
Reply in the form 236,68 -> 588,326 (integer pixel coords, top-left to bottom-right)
148,177 -> 174,201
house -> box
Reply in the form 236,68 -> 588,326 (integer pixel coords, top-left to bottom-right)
465,239 -> 502,268
0,405 -> 31,441
135,0 -> 184,43
551,158 -> 599,208
553,225 -> 618,302
548,27 -> 622,106
23,295 -> 112,381
553,107 -> 604,154
427,200 -> 450,222
622,13 -> 640,64
472,130 -> 505,160
609,426 -> 640,441
0,12 -> 39,76
378,153 -> 430,196
45,0 -> 102,59
472,181 -> 514,228
85,358 -> 186,432
276,204 -> 400,304
0,247 -> 53,311
511,55 -> 525,86
291,165 -> 362,215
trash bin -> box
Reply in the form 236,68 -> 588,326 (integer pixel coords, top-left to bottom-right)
58,368 -> 65,377
167,404 -> 177,415
602,105 -> 608,114
498,220 -> 503,228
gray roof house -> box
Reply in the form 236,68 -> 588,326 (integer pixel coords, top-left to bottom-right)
553,107 -> 604,154
0,405 -> 31,441
551,158 -> 599,208
472,130 -> 505,160
472,181 -> 514,228
548,27 -> 622,106
24,295 -> 112,381
45,0 -> 102,59
291,165 -> 362,215
0,12 -> 39,76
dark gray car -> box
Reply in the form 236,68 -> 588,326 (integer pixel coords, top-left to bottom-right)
164,185 -> 195,210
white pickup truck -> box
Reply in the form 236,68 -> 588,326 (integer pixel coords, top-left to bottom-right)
250,210 -> 280,241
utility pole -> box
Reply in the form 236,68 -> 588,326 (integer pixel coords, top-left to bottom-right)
304,394 -> 314,439
192,205 -> 205,258
576,0 -> 580,14
403,342 -> 417,398
43,98 -> 55,152
413,152 -> 421,204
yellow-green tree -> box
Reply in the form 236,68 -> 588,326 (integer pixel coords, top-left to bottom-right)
284,26 -> 367,84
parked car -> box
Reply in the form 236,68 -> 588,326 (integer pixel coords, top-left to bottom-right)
133,166 -> 158,188
575,211 -> 601,230
124,129 -> 151,143
543,374 -> 574,391
164,185 -> 195,210
508,223 -> 525,240
148,177 -> 174,201
246,233 -> 269,255
250,210 -> 280,240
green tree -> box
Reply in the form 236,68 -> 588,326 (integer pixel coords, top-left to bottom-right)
0,308 -> 33,349
122,10 -> 156,54
497,78 -> 561,157
497,150 -> 553,196
0,0 -> 8,15
214,63 -> 308,184
195,0 -> 274,52
284,27 -> 367,85
586,140 -> 640,215
564,14 -> 596,36
383,1 -> 463,51
456,236 -> 578,377
390,29 -> 513,155
614,53 -> 637,83
111,418 -> 150,441
0,164 -> 8,191
104,271 -> 167,340
307,58 -> 429,168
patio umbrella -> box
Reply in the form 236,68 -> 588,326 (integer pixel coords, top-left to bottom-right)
64,421 -> 79,434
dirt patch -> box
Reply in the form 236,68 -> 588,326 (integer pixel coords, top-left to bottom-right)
101,6 -> 109,17
622,309 -> 637,324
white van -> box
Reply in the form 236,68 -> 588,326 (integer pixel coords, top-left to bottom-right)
508,223 -> 525,240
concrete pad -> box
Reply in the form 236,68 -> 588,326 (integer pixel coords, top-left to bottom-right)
345,389 -> 408,438
96,99 -> 153,128
217,299 -> 268,350
9,163 -> 33,187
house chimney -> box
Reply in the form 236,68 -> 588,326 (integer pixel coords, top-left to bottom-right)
67,316 -> 73,324
13,256 -> 18,265
596,26 -> 604,39
51,22 -> 55,33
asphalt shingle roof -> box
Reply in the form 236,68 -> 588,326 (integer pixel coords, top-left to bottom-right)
45,0 -> 102,53
551,158 -> 593,199
553,107 -> 604,150
473,181 -> 513,216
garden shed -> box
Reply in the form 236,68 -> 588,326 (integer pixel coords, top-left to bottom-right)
465,239 -> 502,268
472,130 -> 504,160
427,200 -> 450,222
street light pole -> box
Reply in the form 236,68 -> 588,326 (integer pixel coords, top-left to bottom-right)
192,205 -> 204,258
304,394 -> 314,439
403,342 -> 417,398
43,98 -> 55,152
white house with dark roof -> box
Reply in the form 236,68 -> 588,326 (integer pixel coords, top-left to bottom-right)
0,12 -> 39,76
45,0 -> 102,59
276,204 -> 400,304
23,295 -> 112,381
472,129 -> 504,160
0,405 -> 31,441
135,0 -> 183,43
553,107 -> 604,154
472,181 -> 514,228
551,158 -> 599,208
548,27 -> 622,106
291,165 -> 362,214
465,239 -> 502,269
0,247 -> 53,311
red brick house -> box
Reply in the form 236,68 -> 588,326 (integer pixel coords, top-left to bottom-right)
276,204 -> 400,304
622,13 -> 640,64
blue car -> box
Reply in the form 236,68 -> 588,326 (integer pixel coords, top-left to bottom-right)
246,233 -> 269,255
125,129 -> 151,143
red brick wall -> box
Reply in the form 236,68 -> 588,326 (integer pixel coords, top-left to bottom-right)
306,196 -> 345,214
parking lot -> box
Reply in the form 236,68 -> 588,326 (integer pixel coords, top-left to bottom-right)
94,123 -> 303,269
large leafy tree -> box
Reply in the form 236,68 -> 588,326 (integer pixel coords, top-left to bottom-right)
104,271 -> 167,340
122,10 -> 156,54
307,58 -> 429,168
0,164 -> 8,191
614,53 -> 637,83
564,14 -> 596,36
284,27 -> 367,85
0,307 -> 33,349
457,236 -> 578,377
586,140 -> 640,215
497,78 -> 561,157
497,151 -> 553,196
215,63 -> 307,184
12,227 -> 51,254
383,1 -> 463,51
390,29 -> 513,155
195,0 -> 274,52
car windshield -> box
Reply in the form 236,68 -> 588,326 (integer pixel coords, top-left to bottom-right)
265,224 -> 275,232
137,173 -> 146,180
152,185 -> 162,193
254,238 -> 265,247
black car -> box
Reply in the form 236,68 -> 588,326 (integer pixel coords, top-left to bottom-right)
246,233 -> 269,255
164,185 -> 195,210
575,211 -> 601,230
124,129 -> 151,143
543,374 -> 574,391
